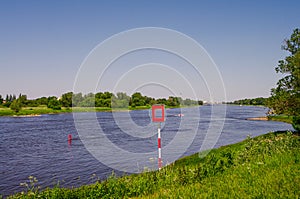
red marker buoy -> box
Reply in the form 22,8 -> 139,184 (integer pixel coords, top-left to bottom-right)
68,134 -> 72,146
68,134 -> 72,141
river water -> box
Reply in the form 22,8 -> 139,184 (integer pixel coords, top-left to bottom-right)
0,105 -> 292,196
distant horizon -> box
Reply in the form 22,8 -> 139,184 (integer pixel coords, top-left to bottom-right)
0,90 -> 269,103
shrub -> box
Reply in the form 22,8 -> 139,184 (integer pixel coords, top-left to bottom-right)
10,100 -> 22,113
292,116 -> 300,132
47,99 -> 62,110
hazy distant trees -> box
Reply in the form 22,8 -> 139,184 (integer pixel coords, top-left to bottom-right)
112,92 -> 130,108
227,97 -> 268,106
72,93 -> 83,107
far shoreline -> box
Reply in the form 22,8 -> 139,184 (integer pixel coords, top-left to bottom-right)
1,106 -> 293,125
0,105 -> 200,117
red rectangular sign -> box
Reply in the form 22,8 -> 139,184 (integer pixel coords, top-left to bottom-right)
152,104 -> 165,122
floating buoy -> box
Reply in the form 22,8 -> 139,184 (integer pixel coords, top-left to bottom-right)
68,134 -> 72,146
68,134 -> 72,141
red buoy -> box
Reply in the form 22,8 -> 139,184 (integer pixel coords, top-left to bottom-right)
68,134 -> 72,146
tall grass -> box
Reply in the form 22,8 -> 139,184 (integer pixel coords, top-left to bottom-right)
8,131 -> 300,198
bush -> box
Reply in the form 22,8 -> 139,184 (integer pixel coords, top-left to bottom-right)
47,99 -> 62,110
292,116 -> 300,132
10,100 -> 22,113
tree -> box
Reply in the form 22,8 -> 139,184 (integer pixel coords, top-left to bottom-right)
268,28 -> 300,131
60,92 -> 73,107
198,100 -> 204,105
112,92 -> 130,108
26,100 -> 38,107
72,93 -> 83,107
79,93 -> 95,107
0,95 -> 3,105
18,94 -> 27,106
167,96 -> 180,107
36,97 -> 48,106
47,97 -> 62,110
10,99 -> 22,113
131,92 -> 145,107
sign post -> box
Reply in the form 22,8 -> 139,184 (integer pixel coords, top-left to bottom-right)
151,104 -> 165,170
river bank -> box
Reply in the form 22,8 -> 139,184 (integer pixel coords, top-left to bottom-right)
0,105 -> 194,117
0,106 -> 135,117
7,130 -> 299,198
247,115 -> 293,124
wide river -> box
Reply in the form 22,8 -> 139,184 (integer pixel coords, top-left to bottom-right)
0,105 -> 292,196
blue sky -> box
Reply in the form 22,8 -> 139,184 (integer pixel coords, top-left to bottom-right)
0,0 -> 299,101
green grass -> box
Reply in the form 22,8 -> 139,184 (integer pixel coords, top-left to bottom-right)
0,106 -> 118,116
7,131 -> 300,198
268,115 -> 294,124
0,106 -> 73,116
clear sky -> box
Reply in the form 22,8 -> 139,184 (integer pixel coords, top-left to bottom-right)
1,0 -> 299,101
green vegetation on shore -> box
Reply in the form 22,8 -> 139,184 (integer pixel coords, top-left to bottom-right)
226,97 -> 268,106
0,92 -> 202,116
0,105 -> 196,117
267,28 -> 300,132
7,131 -> 300,198
268,115 -> 294,124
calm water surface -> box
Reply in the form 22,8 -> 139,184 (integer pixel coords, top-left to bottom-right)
0,105 -> 292,196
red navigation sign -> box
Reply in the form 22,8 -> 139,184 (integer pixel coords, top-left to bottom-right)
151,104 -> 165,122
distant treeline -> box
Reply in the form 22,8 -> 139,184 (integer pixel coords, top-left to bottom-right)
226,97 -> 268,106
0,92 -> 203,112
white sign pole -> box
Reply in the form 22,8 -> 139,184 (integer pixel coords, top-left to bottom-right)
158,122 -> 162,170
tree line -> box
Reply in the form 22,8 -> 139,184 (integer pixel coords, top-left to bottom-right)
227,97 -> 268,106
0,92 -> 203,112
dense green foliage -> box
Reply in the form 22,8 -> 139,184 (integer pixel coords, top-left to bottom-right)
9,100 -> 22,113
292,116 -> 300,132
61,92 -> 73,107
0,91 -> 202,116
267,28 -> 300,131
0,92 -> 202,112
8,131 -> 300,198
227,97 -> 268,106
47,97 -> 62,110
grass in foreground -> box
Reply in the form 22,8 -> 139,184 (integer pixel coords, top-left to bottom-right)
7,131 -> 300,198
